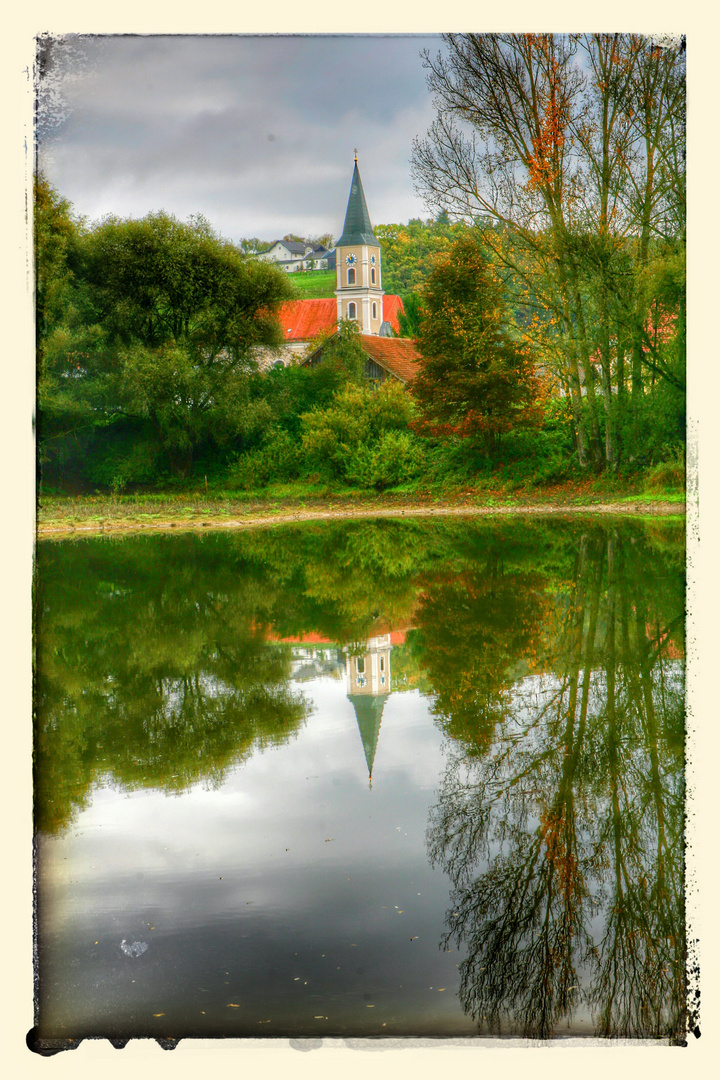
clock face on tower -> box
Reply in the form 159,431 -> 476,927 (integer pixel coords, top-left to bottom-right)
345,253 -> 356,266
371,254 -> 376,265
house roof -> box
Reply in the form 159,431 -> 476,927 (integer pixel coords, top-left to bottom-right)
301,332 -> 421,384
276,240 -> 308,255
277,295 -> 405,342
278,298 -> 337,341
336,162 -> 380,247
381,294 -> 404,332
357,336 -> 421,383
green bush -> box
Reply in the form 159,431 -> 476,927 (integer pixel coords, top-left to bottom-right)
81,426 -> 166,489
227,430 -> 303,489
301,381 -> 419,487
486,396 -> 577,484
615,381 -> 685,467
345,429 -> 427,489
643,448 -> 685,490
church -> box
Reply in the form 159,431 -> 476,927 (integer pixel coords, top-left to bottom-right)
271,155 -> 421,385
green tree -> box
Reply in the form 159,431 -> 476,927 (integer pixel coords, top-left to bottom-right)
35,175 -> 105,476
396,290 -> 423,337
411,234 -> 542,452
374,216 -> 467,297
36,190 -> 295,482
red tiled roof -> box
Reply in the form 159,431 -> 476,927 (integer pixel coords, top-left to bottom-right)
381,294 -> 404,335
358,335 -> 421,384
277,295 -> 405,341
277,298 -> 336,341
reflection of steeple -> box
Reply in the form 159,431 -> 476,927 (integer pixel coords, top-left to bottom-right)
345,634 -> 393,786
347,693 -> 389,785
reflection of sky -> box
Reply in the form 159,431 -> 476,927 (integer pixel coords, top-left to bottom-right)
37,678 -> 477,1038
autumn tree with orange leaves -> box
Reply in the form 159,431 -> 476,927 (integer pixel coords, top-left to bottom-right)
412,33 -> 685,471
410,234 -> 543,452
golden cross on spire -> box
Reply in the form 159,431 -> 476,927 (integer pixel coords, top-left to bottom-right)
354,148 -> 358,162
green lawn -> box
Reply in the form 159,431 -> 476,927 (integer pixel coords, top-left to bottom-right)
289,270 -> 336,298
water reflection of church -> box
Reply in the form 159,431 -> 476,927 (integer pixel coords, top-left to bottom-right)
345,635 -> 393,786
278,628 -> 407,785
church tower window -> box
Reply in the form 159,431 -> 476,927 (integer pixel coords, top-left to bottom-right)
348,268 -> 356,285
348,302 -> 357,320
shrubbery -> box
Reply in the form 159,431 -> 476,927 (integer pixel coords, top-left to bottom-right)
301,381 -> 425,489
228,430 -> 303,489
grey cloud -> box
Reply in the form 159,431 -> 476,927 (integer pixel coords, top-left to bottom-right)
38,34 -> 442,242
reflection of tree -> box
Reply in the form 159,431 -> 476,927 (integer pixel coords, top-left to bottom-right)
241,519 -> 435,644
426,525 -> 687,1040
34,536 -> 310,834
415,558 -> 550,756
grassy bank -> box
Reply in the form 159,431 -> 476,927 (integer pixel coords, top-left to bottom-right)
37,475 -> 686,534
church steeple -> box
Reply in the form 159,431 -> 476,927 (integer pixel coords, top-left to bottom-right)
347,693 -> 389,786
337,155 -> 380,247
344,634 -> 393,786
335,153 -> 384,335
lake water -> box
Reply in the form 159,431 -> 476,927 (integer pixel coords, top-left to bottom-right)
33,515 -> 687,1044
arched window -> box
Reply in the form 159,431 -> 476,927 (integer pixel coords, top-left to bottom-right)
347,268 -> 356,285
372,302 -> 377,320
371,267 -> 376,284
357,657 -> 365,674
348,302 -> 357,320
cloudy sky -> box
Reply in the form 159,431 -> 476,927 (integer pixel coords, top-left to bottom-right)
36,34 -> 444,245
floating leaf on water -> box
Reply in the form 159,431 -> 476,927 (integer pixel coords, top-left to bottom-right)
227,1003 -> 242,1008
153,1013 -> 165,1017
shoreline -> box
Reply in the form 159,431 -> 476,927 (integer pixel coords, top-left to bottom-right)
37,499 -> 686,538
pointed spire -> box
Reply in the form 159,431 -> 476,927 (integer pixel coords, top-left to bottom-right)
347,693 -> 388,782
337,156 -> 379,247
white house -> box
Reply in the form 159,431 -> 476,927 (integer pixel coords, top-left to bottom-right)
253,240 -> 335,273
